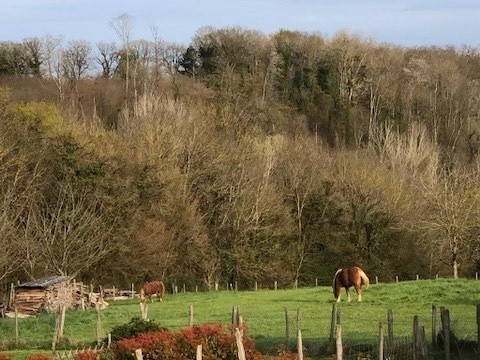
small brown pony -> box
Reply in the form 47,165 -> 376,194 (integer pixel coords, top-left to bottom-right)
141,281 -> 165,302
332,266 -> 369,302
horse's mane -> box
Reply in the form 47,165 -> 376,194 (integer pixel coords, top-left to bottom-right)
332,268 -> 342,289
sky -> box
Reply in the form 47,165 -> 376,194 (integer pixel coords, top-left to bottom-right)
1,0 -> 479,48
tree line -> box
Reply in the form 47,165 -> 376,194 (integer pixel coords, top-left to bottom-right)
0,16 -> 479,290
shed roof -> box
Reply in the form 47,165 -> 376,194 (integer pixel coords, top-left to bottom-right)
18,276 -> 71,288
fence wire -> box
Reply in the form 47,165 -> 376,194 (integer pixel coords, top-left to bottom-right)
341,337 -> 415,360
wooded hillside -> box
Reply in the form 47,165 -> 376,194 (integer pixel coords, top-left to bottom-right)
0,23 -> 479,289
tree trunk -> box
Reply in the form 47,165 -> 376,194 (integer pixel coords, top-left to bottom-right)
452,239 -> 458,279
453,258 -> 459,279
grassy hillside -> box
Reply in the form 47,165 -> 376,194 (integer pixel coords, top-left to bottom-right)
1,279 -> 479,358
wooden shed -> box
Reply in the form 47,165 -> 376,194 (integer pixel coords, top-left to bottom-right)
13,276 -> 74,315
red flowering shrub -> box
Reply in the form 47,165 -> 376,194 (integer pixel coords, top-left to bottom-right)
0,354 -> 13,360
74,350 -> 98,360
113,323 -> 261,360
25,354 -> 52,360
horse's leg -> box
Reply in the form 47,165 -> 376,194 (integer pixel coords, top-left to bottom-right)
354,283 -> 362,301
346,287 -> 351,302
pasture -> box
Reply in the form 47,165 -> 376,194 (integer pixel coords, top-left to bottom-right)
1,278 -> 480,359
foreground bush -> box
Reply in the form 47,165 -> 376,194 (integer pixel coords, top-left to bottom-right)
25,355 -> 52,360
110,317 -> 165,342
113,323 -> 261,360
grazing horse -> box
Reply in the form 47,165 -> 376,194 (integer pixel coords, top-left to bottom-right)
333,266 -> 369,302
142,281 -> 165,302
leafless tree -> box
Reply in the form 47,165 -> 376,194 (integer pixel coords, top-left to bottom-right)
34,181 -> 115,277
110,13 -> 134,96
418,167 -> 480,278
96,41 -> 119,79
62,40 -> 92,83
41,35 -> 65,101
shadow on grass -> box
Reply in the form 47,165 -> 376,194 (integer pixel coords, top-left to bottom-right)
253,335 -> 335,359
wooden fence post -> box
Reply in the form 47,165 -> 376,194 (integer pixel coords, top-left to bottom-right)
135,348 -> 143,360
335,324 -> 342,360
232,306 -> 238,325
196,344 -> 202,360
477,304 -> 480,355
254,281 -> 258,291
15,305 -> 19,346
329,303 -> 337,344
387,309 -> 394,344
112,286 -> 116,301
235,327 -> 246,360
378,321 -> 384,360
315,278 -> 318,287
441,308 -> 451,360
420,325 -> 428,359
297,328 -> 304,360
413,315 -> 419,360
238,315 -> 244,337
375,276 -> 378,285
284,308 -> 289,345
274,281 -> 277,290
189,304 -> 193,326
52,307 -> 60,351
432,304 -> 437,347
131,283 -> 134,298
96,301 -> 103,346
59,306 -> 66,339
9,283 -> 14,308
140,289 -> 148,320
296,308 -> 300,333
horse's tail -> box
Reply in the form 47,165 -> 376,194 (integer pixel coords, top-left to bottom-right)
358,268 -> 370,288
158,281 -> 165,297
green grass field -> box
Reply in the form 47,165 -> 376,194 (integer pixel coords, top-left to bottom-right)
1,279 -> 480,359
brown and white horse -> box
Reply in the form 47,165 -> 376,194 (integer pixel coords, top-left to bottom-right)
141,281 -> 165,302
332,266 -> 369,302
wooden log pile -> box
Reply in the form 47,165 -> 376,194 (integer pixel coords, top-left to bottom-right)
12,278 -> 76,315
14,288 -> 47,315
45,281 -> 74,312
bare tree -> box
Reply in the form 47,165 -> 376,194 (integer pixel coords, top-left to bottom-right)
62,40 -> 91,83
419,167 -> 480,278
96,41 -> 119,79
34,181 -> 115,277
110,13 -> 134,96
41,35 -> 65,101
0,145 -> 44,281
278,136 -> 330,284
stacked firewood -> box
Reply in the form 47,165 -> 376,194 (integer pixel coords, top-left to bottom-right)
13,289 -> 46,314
